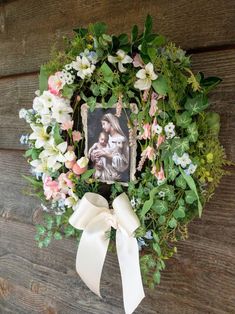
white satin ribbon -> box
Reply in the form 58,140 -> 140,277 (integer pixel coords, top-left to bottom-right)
69,192 -> 145,314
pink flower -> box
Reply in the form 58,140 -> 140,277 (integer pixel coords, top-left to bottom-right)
65,160 -> 76,169
141,123 -> 151,140
115,95 -> 123,118
48,72 -> 65,96
142,89 -> 150,102
144,146 -> 156,160
133,53 -> 144,68
43,175 -> 60,200
72,131 -> 82,142
72,157 -> 89,175
58,173 -> 74,193
149,92 -> 158,117
152,165 -> 165,181
157,134 -> 165,148
61,120 -> 74,131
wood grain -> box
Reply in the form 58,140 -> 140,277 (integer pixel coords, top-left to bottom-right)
0,218 -> 234,314
1,0 -> 235,77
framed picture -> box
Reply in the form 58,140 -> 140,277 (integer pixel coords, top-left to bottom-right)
81,104 -> 137,185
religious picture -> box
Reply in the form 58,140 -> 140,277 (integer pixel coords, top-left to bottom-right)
81,105 -> 136,184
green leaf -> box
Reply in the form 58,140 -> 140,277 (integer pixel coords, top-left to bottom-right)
87,96 -> 97,112
81,168 -> 95,180
153,243 -> 161,256
100,62 -> 113,84
172,138 -> 189,156
173,205 -> 185,218
107,94 -> 117,107
99,84 -> 108,96
54,231 -> 63,240
187,122 -> 198,142
152,200 -> 168,215
141,186 -> 159,219
118,33 -> 129,46
168,217 -> 177,228
168,166 -> 179,181
175,174 -> 187,189
39,65 -> 49,94
152,75 -> 168,96
90,83 -> 100,96
185,190 -> 197,204
93,22 -> 107,37
147,47 -> 157,63
144,14 -> 153,36
205,112 -> 220,136
22,175 -> 43,188
200,74 -> 222,94
62,85 -> 76,99
131,25 -> 138,42
53,123 -> 63,145
64,225 -> 75,237
151,35 -> 166,47
158,215 -> 166,224
185,94 -> 209,115
153,271 -> 161,284
176,111 -> 192,128
55,215 -> 62,227
36,225 -> 46,235
179,167 -> 202,217
43,236 -> 51,247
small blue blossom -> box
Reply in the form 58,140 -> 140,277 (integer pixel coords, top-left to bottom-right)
20,134 -> 29,145
80,49 -> 98,64
144,230 -> 153,240
137,238 -> 147,250
184,163 -> 197,176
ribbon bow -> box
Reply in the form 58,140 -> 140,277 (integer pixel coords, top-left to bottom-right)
69,192 -> 145,314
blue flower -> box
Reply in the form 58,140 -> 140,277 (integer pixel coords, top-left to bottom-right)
184,163 -> 197,176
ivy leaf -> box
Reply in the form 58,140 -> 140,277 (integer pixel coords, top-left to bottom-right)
152,75 -> 168,96
87,96 -> 97,112
81,169 -> 95,180
200,74 -> 222,94
152,200 -> 168,215
176,111 -> 192,128
172,138 -> 189,156
36,225 -> 46,235
64,225 -> 75,237
185,94 -> 209,115
90,83 -> 100,96
175,175 -> 187,189
173,205 -> 186,218
179,167 -> 202,217
54,231 -> 63,240
185,190 -> 197,204
62,84 -> 76,99
39,65 -> 49,94
158,215 -> 166,224
168,217 -> 177,228
187,122 -> 198,142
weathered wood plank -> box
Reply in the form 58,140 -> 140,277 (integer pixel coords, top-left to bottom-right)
0,50 -> 235,163
1,0 -> 235,77
0,219 -> 234,313
0,150 -> 41,225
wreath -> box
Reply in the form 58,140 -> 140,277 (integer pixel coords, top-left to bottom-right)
19,15 -> 231,313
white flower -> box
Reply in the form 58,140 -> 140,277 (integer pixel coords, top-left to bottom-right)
62,70 -> 75,85
108,49 -> 133,72
64,150 -> 76,161
159,191 -> 165,198
164,122 -> 175,133
30,158 -> 53,174
19,108 -> 28,119
20,134 -> 29,145
184,163 -> 197,175
33,91 -> 57,115
64,63 -> 73,71
29,124 -> 51,148
178,153 -> 191,168
64,189 -> 80,211
153,124 -> 163,135
166,130 -> 176,139
134,62 -> 158,90
77,156 -> 89,168
40,113 -> 52,126
130,197 -> 136,207
72,55 -> 96,79
39,140 -> 67,169
51,99 -> 73,123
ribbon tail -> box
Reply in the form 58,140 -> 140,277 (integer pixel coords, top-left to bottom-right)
116,229 -> 145,314
75,213 -> 111,298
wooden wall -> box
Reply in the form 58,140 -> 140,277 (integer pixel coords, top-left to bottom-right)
0,1 -> 235,313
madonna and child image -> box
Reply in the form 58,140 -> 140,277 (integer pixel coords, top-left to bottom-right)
81,106 -> 136,184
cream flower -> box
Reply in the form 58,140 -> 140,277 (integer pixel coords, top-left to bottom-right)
39,140 -> 67,169
108,49 -> 133,72
33,91 -> 57,115
51,99 -> 73,124
134,62 -> 158,90
29,124 -> 51,148
64,189 -> 80,211
72,55 -> 96,79
30,158 -> 61,174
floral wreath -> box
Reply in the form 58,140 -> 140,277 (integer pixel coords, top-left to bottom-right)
19,15 -> 231,313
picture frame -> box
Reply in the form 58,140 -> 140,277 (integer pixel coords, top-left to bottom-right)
81,103 -> 137,185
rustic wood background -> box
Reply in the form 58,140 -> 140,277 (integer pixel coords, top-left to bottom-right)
0,1 -> 235,313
